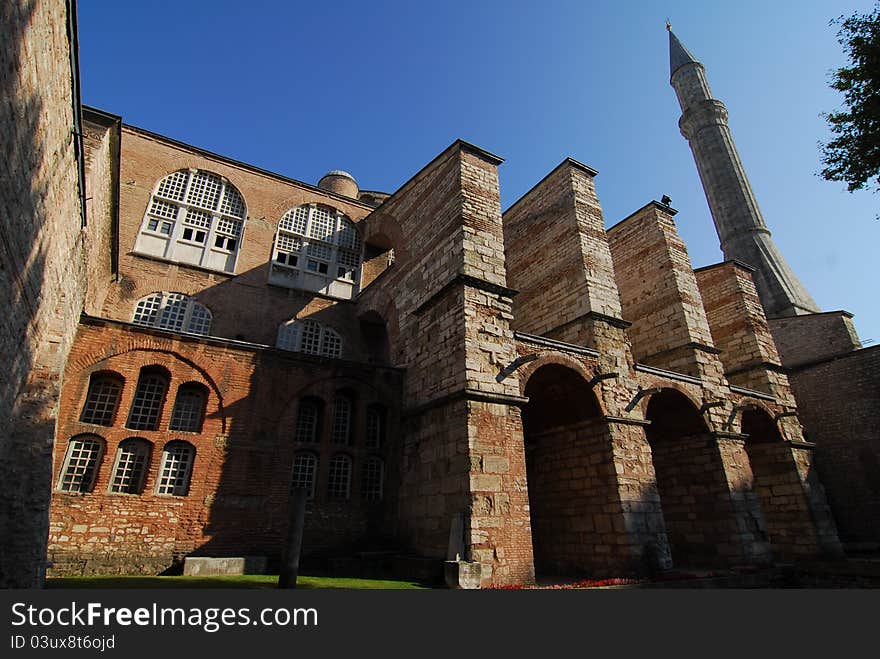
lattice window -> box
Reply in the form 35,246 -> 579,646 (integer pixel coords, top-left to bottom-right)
276,321 -> 300,351
295,399 -> 320,443
270,204 -> 362,295
327,454 -> 351,499
109,439 -> 150,494
156,170 -> 188,201
291,452 -> 317,498
156,441 -> 195,496
300,320 -> 322,355
362,457 -> 384,502
137,169 -> 247,274
80,374 -> 123,426
126,370 -> 168,431
320,329 -> 342,359
132,292 -> 212,336
331,396 -> 352,445
276,319 -> 343,359
58,436 -> 104,493
365,406 -> 384,449
169,385 -> 206,432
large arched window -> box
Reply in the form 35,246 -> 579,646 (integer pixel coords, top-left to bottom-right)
109,438 -> 151,494
132,292 -> 212,336
80,372 -> 124,426
134,169 -> 246,273
277,319 -> 342,359
57,435 -> 105,493
126,367 -> 169,431
268,204 -> 362,299
156,441 -> 195,496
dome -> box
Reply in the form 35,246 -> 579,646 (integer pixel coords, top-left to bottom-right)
317,170 -> 359,199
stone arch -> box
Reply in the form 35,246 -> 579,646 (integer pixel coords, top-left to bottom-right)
520,363 -> 621,578
357,294 -> 402,368
643,387 -> 744,568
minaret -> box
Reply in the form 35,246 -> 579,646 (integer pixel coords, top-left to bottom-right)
668,27 -> 819,318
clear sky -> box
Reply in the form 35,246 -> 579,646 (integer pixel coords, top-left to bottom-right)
77,0 -> 879,345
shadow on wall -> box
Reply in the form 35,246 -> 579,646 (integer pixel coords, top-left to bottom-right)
0,0 -> 63,588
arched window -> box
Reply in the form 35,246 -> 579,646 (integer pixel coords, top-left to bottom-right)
295,398 -> 322,443
331,394 -> 353,445
80,373 -> 124,426
291,452 -> 318,499
327,454 -> 352,500
57,435 -> 104,493
169,383 -> 207,432
126,368 -> 169,431
268,204 -> 362,299
134,169 -> 246,273
132,292 -> 212,336
156,441 -> 195,496
109,438 -> 151,494
365,405 -> 385,449
362,456 -> 384,502
276,319 -> 342,359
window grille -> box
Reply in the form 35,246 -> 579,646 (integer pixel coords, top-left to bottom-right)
276,319 -> 342,359
327,454 -> 351,499
80,375 -> 123,426
365,406 -> 384,449
132,292 -> 212,336
270,204 -> 363,296
295,400 -> 320,443
291,452 -> 317,498
169,385 -> 206,432
126,370 -> 168,431
109,439 -> 150,494
156,441 -> 195,496
362,457 -> 384,502
137,169 -> 246,274
331,396 -> 352,445
58,436 -> 103,493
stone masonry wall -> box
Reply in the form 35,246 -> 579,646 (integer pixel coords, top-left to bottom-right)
769,312 -> 862,369
0,0 -> 88,587
503,159 -> 622,340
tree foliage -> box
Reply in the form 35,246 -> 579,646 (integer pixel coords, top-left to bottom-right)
820,3 -> 880,193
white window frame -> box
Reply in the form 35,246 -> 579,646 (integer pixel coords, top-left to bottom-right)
57,435 -> 104,493
270,204 -> 363,293
155,441 -> 196,497
276,319 -> 342,359
135,169 -> 246,274
291,452 -> 318,499
132,292 -> 213,336
108,438 -> 151,495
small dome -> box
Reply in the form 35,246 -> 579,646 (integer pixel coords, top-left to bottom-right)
318,170 -> 359,199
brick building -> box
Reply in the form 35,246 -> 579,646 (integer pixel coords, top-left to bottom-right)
3,3 -> 872,589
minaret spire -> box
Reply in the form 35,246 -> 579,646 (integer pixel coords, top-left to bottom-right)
668,29 -> 819,318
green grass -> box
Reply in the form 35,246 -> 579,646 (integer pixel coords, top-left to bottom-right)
46,574 -> 431,589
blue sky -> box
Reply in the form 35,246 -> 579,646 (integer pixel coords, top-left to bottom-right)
77,0 -> 879,344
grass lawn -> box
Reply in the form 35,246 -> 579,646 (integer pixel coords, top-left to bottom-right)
46,574 -> 431,589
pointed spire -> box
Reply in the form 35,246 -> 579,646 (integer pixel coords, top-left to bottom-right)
669,28 -> 700,79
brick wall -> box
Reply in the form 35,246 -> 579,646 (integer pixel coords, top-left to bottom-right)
787,346 -> 880,546
48,320 -> 403,575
